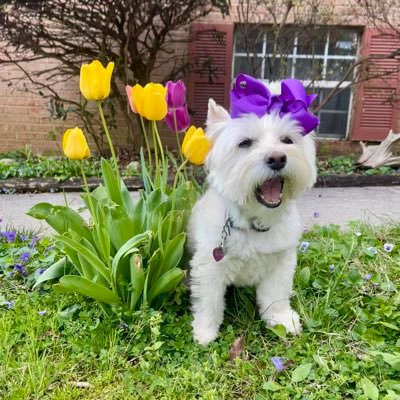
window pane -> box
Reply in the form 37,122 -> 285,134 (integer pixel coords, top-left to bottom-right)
235,28 -> 264,54
320,88 -> 350,111
266,30 -> 295,55
296,30 -> 327,55
328,31 -> 358,56
294,59 -> 324,80
318,112 -> 348,137
326,59 -> 354,81
233,56 -> 262,78
264,57 -> 292,80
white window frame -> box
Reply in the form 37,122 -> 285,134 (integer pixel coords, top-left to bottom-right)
233,29 -> 360,139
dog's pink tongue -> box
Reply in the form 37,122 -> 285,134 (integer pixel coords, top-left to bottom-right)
260,177 -> 282,203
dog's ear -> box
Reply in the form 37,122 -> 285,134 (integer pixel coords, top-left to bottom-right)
207,99 -> 230,126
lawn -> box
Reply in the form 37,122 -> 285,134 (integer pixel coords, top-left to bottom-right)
1,223 -> 399,399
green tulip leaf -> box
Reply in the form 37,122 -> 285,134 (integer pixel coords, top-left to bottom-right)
129,254 -> 145,310
147,268 -> 185,304
57,235 -> 111,283
33,257 -> 67,289
27,203 -> 92,242
55,275 -> 119,305
101,158 -> 123,207
158,232 -> 186,278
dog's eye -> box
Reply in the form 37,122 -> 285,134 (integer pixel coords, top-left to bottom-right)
281,137 -> 293,144
238,138 -> 253,148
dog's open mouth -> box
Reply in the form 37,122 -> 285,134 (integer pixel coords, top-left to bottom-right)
255,177 -> 284,208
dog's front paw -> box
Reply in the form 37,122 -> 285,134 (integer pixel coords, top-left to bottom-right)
192,320 -> 219,345
267,309 -> 302,335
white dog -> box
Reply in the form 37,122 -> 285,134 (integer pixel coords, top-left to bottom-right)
188,96 -> 317,345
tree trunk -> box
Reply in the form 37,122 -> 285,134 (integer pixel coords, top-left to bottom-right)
357,130 -> 400,168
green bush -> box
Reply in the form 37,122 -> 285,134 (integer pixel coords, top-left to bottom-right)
28,158 -> 198,321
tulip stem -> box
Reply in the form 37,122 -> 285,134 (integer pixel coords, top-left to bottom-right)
173,110 -> 187,179
80,163 -> 96,225
97,101 -> 120,185
151,122 -> 159,182
152,121 -> 165,176
167,158 -> 189,240
139,116 -> 152,175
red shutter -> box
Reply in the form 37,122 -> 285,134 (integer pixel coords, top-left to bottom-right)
188,23 -> 234,127
352,28 -> 400,141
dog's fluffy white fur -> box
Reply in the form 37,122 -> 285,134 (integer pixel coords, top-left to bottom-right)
188,99 -> 317,345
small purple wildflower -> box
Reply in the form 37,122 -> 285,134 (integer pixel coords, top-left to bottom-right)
14,264 -> 27,276
38,310 -> 46,316
383,243 -> 394,253
364,273 -> 372,281
4,300 -> 14,309
312,211 -> 320,218
299,242 -> 310,252
3,231 -> 17,243
329,265 -> 335,272
270,356 -> 285,372
373,282 -> 379,288
30,236 -> 39,249
38,268 -> 46,275
20,252 -> 30,262
19,234 -> 29,242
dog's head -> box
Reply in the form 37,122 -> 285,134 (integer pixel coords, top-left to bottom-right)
204,99 -> 317,209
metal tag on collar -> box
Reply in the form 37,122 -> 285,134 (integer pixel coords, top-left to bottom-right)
213,216 -> 232,262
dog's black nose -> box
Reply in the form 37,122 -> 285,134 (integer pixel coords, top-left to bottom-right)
265,152 -> 287,171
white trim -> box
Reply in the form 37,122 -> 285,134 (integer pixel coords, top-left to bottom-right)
233,28 -> 360,138
235,52 -> 357,60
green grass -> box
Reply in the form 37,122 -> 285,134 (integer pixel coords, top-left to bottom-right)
1,223 -> 400,399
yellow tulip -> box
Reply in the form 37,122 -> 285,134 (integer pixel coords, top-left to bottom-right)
132,83 -> 167,121
80,60 -> 114,101
62,127 -> 90,160
181,125 -> 211,165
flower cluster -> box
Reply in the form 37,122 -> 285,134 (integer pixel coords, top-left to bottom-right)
71,59 -> 212,166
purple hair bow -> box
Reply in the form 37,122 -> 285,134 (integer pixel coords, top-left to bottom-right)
230,74 -> 320,135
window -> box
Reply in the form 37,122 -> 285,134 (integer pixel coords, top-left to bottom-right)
233,28 -> 359,138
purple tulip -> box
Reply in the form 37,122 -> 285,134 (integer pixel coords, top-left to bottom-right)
165,105 -> 190,133
166,80 -> 186,108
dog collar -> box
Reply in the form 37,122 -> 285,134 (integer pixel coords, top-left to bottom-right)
213,214 -> 270,262
227,216 -> 270,233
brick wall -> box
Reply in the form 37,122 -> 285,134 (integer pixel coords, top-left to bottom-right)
0,56 -> 133,154
1,1 -> 399,153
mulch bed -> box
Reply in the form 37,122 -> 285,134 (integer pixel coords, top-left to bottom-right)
0,174 -> 400,194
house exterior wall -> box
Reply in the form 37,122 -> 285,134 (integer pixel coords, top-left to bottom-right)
0,1 -> 399,153
189,1 -> 400,142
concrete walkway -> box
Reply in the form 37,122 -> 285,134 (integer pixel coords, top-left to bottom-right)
1,186 -> 400,234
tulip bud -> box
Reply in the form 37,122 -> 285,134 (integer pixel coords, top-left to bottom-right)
132,83 -> 168,121
164,105 -> 190,133
166,80 -> 186,109
80,60 -> 114,101
62,127 -> 90,160
181,125 -> 211,165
